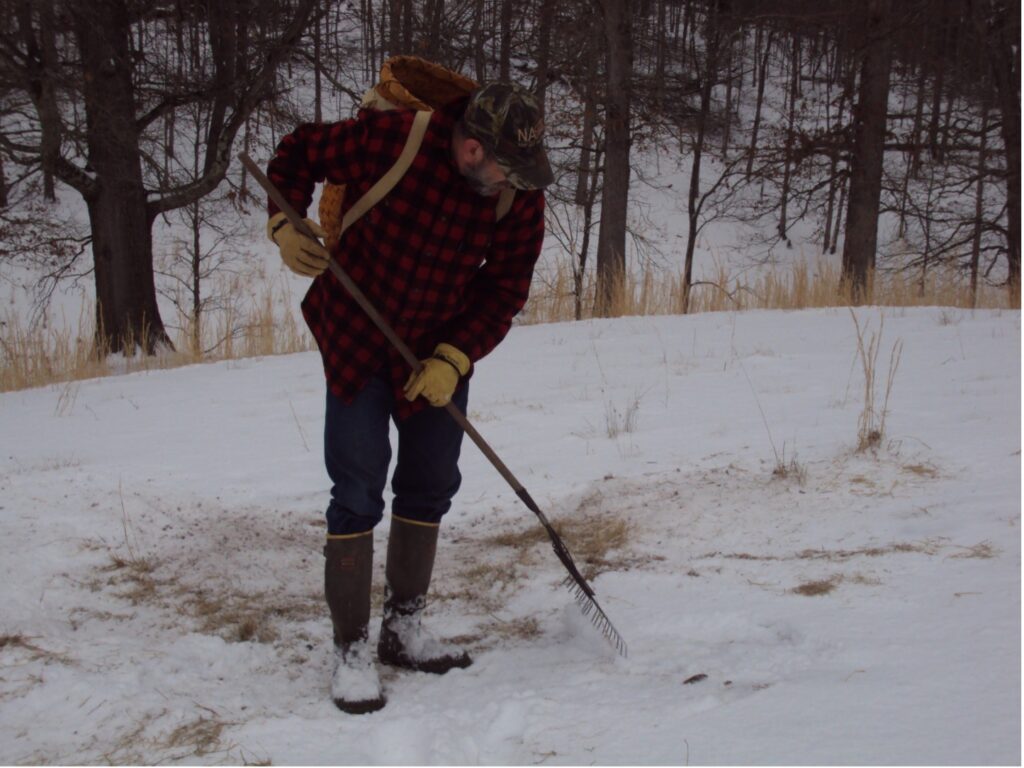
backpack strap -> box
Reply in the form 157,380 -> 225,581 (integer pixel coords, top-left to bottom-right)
496,188 -> 515,222
339,109 -> 433,238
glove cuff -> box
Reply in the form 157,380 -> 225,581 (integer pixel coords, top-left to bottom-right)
433,343 -> 470,377
267,211 -> 288,243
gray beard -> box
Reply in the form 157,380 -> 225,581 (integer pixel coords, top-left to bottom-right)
462,159 -> 502,197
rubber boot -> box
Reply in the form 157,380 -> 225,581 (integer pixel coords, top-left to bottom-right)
324,532 -> 385,714
378,516 -> 472,674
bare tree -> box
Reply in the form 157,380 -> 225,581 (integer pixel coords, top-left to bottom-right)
841,0 -> 893,301
594,0 -> 633,316
0,0 -> 317,354
973,0 -> 1020,298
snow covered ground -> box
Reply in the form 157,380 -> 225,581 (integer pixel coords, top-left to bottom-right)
0,307 -> 1019,765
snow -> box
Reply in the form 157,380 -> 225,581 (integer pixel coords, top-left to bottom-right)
331,642 -> 385,709
0,307 -> 1019,764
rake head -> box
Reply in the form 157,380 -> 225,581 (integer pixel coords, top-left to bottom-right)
513,486 -> 627,657
563,574 -> 629,657
546,522 -> 628,658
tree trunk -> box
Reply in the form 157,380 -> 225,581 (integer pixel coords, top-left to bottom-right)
401,0 -> 413,54
499,0 -> 512,81
0,150 -> 7,208
654,0 -> 666,110
191,201 -> 202,355
908,62 -> 926,177
204,0 -> 241,176
575,19 -> 601,319
15,0 -> 61,201
779,33 -> 800,244
534,0 -> 553,117
970,99 -> 989,308
595,0 -> 633,317
746,28 -> 771,179
983,1 -> 1020,299
425,0 -> 444,62
681,4 -> 719,314
388,0 -> 400,56
314,4 -> 323,122
927,26 -> 946,162
363,0 -> 376,79
576,156 -> 602,321
471,0 -> 486,83
721,39 -> 733,154
75,0 -> 171,355
841,0 -> 893,303
831,173 -> 846,255
823,71 -> 846,253
576,18 -> 599,207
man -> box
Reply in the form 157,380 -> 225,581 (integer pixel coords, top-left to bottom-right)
265,82 -> 552,714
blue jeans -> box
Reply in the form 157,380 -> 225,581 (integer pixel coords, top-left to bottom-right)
324,374 -> 468,535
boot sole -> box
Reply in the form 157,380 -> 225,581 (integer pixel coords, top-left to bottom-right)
378,648 -> 472,674
333,695 -> 386,715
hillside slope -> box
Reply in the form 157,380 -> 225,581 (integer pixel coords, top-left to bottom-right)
0,308 -> 1019,764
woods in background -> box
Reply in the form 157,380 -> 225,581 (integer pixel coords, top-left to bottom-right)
0,0 -> 1019,353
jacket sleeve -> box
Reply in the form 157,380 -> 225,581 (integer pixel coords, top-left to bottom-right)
265,116 -> 370,219
441,190 -> 545,364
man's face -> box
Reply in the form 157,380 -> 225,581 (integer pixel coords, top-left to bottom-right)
457,137 -> 512,197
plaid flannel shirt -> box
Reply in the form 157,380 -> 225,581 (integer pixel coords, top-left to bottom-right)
267,99 -> 545,420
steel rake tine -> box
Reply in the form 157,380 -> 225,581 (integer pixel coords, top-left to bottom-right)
564,575 -> 628,657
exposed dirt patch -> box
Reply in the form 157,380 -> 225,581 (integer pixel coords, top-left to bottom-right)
702,540 -> 941,562
947,541 -> 997,559
792,577 -> 841,596
0,633 -> 69,664
95,553 -> 322,645
902,463 -> 940,478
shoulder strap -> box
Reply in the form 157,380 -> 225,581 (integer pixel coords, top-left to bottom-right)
338,109 -> 516,232
339,110 -> 433,237
496,188 -> 515,222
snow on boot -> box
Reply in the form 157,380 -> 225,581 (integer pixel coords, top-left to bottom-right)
377,515 -> 472,674
324,532 -> 385,714
379,591 -> 472,673
331,635 -> 385,715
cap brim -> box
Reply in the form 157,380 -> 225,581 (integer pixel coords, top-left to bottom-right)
500,146 -> 554,191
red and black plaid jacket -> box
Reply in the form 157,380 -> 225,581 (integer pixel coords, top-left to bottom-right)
267,98 -> 545,419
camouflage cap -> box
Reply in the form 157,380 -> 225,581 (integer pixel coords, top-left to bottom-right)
462,83 -> 554,191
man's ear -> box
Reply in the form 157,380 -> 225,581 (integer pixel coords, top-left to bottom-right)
462,137 -> 486,163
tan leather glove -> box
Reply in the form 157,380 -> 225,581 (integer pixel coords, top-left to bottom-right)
403,343 -> 471,406
267,211 -> 331,277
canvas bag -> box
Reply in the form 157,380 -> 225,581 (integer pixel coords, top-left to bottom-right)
317,56 -> 515,249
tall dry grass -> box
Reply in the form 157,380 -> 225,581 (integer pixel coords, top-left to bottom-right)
1,259 -> 1015,393
0,282 -> 314,393
519,259 -> 1015,324
849,309 -> 903,452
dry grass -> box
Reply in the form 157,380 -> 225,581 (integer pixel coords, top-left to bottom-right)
163,715 -> 232,758
705,540 -> 940,562
0,633 -> 70,664
439,491 -> 641,630
947,541 -> 997,559
484,512 -> 631,580
902,463 -> 940,478
0,281 -> 314,393
96,550 -> 318,645
96,710 -> 245,764
772,455 -> 807,484
605,392 -> 644,438
850,310 -> 903,452
520,258 -> 1016,324
3,259 -> 1014,393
